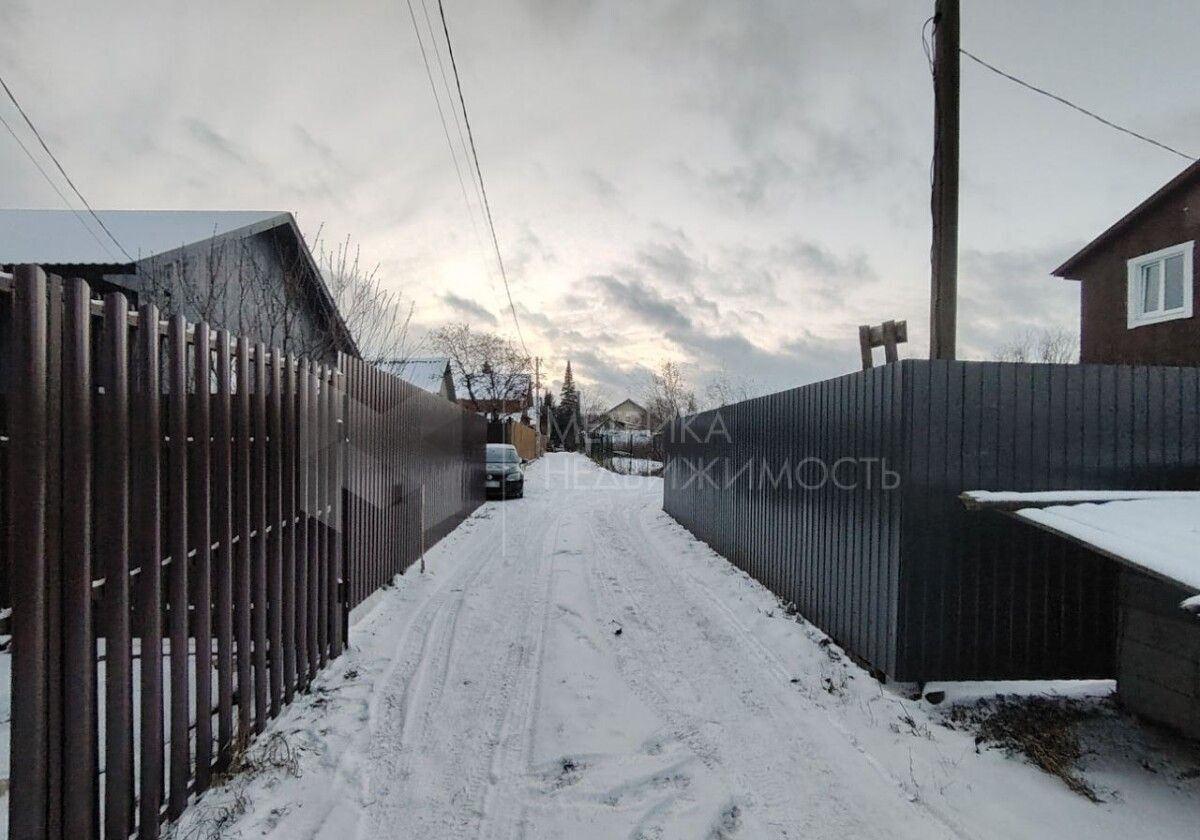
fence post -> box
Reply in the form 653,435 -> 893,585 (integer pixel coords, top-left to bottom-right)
9,265 -> 50,840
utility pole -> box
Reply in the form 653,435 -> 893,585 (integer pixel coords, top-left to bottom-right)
929,0 -> 960,360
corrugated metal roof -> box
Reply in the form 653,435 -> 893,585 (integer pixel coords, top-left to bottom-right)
0,209 -> 287,265
379,357 -> 451,396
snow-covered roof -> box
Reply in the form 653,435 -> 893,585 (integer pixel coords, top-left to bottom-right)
961,490 -> 1200,510
964,490 -> 1200,610
0,209 -> 288,265
379,357 -> 450,396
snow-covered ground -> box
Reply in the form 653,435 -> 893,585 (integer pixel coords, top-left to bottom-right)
168,453 -> 1199,839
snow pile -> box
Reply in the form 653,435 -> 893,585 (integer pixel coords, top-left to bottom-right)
607,456 -> 663,476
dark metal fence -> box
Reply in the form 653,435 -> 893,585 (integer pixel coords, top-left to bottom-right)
662,359 -> 1200,684
341,354 -> 486,607
1,266 -> 484,839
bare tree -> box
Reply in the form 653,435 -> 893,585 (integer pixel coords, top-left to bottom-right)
993,326 -> 1079,364
644,360 -> 697,430
314,233 -> 418,364
704,370 -> 759,409
431,323 -> 532,420
137,227 -> 418,363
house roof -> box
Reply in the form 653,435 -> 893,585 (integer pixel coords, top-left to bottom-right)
0,209 -> 359,357
1053,160 -> 1200,279
604,398 -> 647,415
379,357 -> 451,396
0,209 -> 287,265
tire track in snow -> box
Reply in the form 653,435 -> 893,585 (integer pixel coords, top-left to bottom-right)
583,503 -> 792,837
635,504 -> 974,840
476,507 -> 563,840
357,498 -> 553,839
585,491 -> 955,839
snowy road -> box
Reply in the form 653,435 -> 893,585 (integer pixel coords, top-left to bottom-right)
348,455 -> 949,840
175,453 -> 1198,840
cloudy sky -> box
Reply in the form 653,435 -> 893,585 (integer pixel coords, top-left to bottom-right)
1,1 -> 1195,403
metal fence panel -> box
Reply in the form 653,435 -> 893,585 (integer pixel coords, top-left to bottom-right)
662,359 -> 1200,683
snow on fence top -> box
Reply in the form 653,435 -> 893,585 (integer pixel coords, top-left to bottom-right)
963,491 -> 1200,611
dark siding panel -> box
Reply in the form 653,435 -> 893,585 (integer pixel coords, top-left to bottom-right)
661,359 -> 1191,682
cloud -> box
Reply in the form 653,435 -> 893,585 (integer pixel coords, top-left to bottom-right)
580,169 -> 619,203
185,119 -> 250,166
2,0 -> 1163,409
443,292 -> 498,326
705,154 -> 794,210
958,244 -> 1082,359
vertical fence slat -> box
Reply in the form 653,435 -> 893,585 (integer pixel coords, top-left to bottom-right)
167,315 -> 190,819
316,366 -> 329,668
213,331 -> 235,766
267,349 -> 284,716
43,272 -> 64,840
235,337 -> 253,737
282,357 -> 297,702
307,362 -> 320,677
331,370 -> 345,656
134,303 -> 163,840
100,292 -> 134,840
252,344 -> 269,731
191,322 -> 214,792
9,266 -> 49,840
295,359 -> 311,688
61,277 -> 97,839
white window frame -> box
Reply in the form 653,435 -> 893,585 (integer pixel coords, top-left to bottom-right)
1126,240 -> 1193,328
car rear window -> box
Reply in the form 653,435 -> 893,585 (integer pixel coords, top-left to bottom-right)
486,446 -> 520,463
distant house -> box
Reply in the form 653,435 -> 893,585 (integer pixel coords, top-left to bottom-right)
0,209 -> 357,359
378,357 -> 457,402
1053,160 -> 1200,365
590,398 -> 649,432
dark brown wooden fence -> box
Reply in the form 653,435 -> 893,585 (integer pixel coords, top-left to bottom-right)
662,359 -> 1200,684
1,266 -> 485,839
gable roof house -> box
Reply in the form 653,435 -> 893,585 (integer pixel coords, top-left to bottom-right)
1053,160 -> 1200,366
590,398 -> 650,432
378,357 -> 457,402
0,209 -> 357,360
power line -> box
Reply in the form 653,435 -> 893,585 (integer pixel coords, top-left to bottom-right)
402,0 -> 505,325
0,70 -> 135,262
420,0 -> 486,211
959,47 -> 1196,163
435,0 -> 531,358
0,107 -> 117,259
